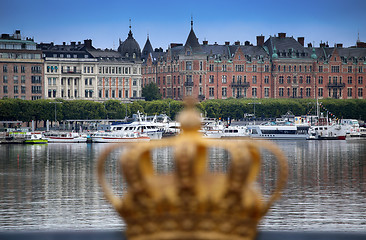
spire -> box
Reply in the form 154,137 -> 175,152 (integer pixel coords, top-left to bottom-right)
185,16 -> 201,50
128,18 -> 133,38
357,30 -> 360,43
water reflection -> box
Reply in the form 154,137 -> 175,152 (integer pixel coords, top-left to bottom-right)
0,140 -> 365,231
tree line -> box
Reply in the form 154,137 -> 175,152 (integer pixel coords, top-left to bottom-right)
0,98 -> 365,123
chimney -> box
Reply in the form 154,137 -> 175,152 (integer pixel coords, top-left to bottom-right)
225,41 -> 230,46
63,42 -> 66,45
297,37 -> 304,46
336,43 -> 343,48
256,35 -> 265,46
235,41 -> 240,45
71,41 -> 76,46
307,43 -> 312,48
245,41 -> 250,46
320,42 -> 325,48
78,41 -> 81,45
214,42 -> 218,45
84,39 -> 92,48
278,32 -> 286,38
203,40 -> 208,45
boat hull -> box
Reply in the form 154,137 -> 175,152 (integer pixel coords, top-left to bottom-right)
92,137 -> 150,143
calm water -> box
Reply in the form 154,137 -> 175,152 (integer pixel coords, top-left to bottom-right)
0,139 -> 365,232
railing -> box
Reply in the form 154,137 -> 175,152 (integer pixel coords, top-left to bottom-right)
184,81 -> 194,86
230,82 -> 250,88
0,230 -> 365,240
327,83 -> 346,88
61,70 -> 82,74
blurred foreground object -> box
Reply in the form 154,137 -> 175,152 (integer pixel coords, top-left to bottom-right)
97,97 -> 288,240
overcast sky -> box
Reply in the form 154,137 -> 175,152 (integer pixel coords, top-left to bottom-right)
1,0 -> 365,50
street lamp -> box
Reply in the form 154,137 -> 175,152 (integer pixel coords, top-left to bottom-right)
248,101 -> 261,124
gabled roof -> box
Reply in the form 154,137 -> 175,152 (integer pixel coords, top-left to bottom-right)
142,36 -> 154,61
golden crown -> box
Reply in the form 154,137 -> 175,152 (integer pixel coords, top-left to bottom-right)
97,97 -> 288,240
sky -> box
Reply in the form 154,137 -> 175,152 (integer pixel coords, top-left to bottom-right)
1,0 -> 366,51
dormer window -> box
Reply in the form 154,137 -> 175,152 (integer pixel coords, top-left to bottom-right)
187,51 -> 191,56
133,53 -> 136,59
126,53 -> 129,58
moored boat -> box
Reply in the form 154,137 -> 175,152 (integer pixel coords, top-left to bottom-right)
248,124 -> 309,140
90,131 -> 150,143
43,131 -> 87,143
24,132 -> 48,144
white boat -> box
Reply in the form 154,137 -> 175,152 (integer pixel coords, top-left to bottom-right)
24,132 -> 48,144
221,126 -> 249,138
201,117 -> 225,139
360,127 -> 366,137
90,131 -> 150,143
308,124 -> 347,140
341,119 -> 361,138
248,124 -> 309,140
43,132 -> 87,143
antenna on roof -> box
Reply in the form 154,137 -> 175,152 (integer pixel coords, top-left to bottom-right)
191,14 -> 193,30
357,29 -> 360,43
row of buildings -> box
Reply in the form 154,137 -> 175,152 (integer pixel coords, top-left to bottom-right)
0,28 -> 143,102
1,22 -> 366,102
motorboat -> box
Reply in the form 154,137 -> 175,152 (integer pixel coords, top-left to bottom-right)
307,124 -> 347,140
248,123 -> 309,140
221,125 -> 249,138
43,131 -> 87,143
90,131 -> 150,143
24,132 -> 48,144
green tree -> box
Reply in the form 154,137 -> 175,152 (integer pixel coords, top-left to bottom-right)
142,82 -> 162,101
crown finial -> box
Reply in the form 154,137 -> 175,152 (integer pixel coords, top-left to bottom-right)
97,98 -> 288,240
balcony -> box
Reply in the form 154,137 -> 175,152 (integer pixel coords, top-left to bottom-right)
61,70 -> 81,74
184,81 -> 194,86
327,83 -> 345,88
230,82 -> 250,88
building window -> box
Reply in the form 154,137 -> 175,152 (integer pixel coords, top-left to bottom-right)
348,76 -> 352,84
318,88 -> 323,97
358,76 -> 363,85
253,65 -> 257,72
3,86 -> 8,94
279,76 -> 284,84
347,88 -> 352,97
306,76 -> 311,84
21,86 -> 26,94
13,86 -> 18,94
3,75 -> 8,83
318,66 -> 323,72
306,88 -> 311,97
3,64 -> 7,73
252,76 -> 257,84
252,87 -> 257,97
222,75 -> 227,83
209,64 -> 214,71
287,76 -> 291,84
279,88 -> 284,97
222,87 -> 227,97
186,61 -> 192,70
359,66 -> 363,73
209,75 -> 214,84
125,90 -> 129,98
200,61 -> 203,70
358,88 -> 363,97
21,76 -> 25,83
264,87 -> 269,97
293,76 -> 297,84
348,66 -> 352,73
264,76 -> 269,84
222,64 -> 226,72
21,65 -> 25,73
209,87 -> 214,97
265,65 -> 269,72
287,88 -> 290,96
318,76 -> 323,84
331,66 -> 340,73
13,65 -> 18,73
